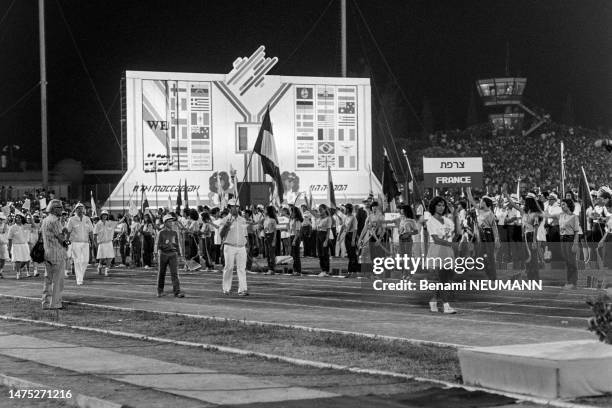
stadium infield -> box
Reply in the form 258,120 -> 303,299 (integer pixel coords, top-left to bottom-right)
0,257 -> 602,348
0,259 -> 609,407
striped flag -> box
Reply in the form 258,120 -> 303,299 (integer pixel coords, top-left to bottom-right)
327,167 -> 336,208
253,107 -> 284,204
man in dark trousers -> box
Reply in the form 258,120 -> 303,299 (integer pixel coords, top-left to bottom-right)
156,214 -> 185,298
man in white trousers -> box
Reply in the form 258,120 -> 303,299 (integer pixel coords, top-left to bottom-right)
220,199 -> 249,296
65,203 -> 94,285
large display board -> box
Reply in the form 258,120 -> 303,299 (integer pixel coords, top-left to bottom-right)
106,47 -> 380,209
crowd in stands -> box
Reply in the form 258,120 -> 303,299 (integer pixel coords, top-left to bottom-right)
402,122 -> 611,196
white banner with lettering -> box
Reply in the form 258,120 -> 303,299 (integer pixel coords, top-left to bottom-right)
423,157 -> 483,188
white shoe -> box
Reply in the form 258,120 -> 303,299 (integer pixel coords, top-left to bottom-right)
442,303 -> 457,314
429,301 -> 438,313
143,265 -> 150,270
76,281 -> 83,286
104,268 -> 109,277
33,271 -> 39,277
317,272 -> 329,277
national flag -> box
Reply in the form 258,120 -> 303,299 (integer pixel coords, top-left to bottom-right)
90,191 -> 96,217
196,190 -> 201,208
253,107 -> 284,203
383,148 -> 401,203
327,167 -> 336,208
579,167 -> 592,231
184,179 -> 189,209
142,190 -> 149,213
167,195 -> 172,211
176,180 -> 182,213
308,188 -> 313,209
216,172 -> 224,204
22,199 -> 31,211
128,195 -> 138,216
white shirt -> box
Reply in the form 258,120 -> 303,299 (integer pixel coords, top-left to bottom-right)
426,216 -> 454,243
545,202 -> 562,225
495,207 -> 507,225
66,215 -> 93,243
220,215 -> 248,247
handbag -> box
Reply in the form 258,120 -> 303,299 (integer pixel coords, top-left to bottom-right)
30,233 -> 45,263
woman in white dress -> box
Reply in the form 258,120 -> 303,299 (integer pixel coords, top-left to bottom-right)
425,197 -> 457,314
94,210 -> 117,276
8,211 -> 32,279
0,213 -> 9,278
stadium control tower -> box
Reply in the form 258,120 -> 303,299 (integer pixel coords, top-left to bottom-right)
476,77 -> 547,136
475,48 -> 547,136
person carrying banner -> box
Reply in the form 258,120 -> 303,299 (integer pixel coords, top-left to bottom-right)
425,196 -> 457,314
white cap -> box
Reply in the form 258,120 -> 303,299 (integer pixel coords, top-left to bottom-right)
74,202 -> 84,210
162,214 -> 175,223
100,209 -> 109,216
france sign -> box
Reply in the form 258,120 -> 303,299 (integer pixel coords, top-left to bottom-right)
423,157 -> 483,188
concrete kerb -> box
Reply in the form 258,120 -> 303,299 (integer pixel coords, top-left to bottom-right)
0,373 -> 127,408
0,314 -> 599,408
0,293 -> 465,349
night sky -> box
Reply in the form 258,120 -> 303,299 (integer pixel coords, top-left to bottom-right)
1,0 -> 610,170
